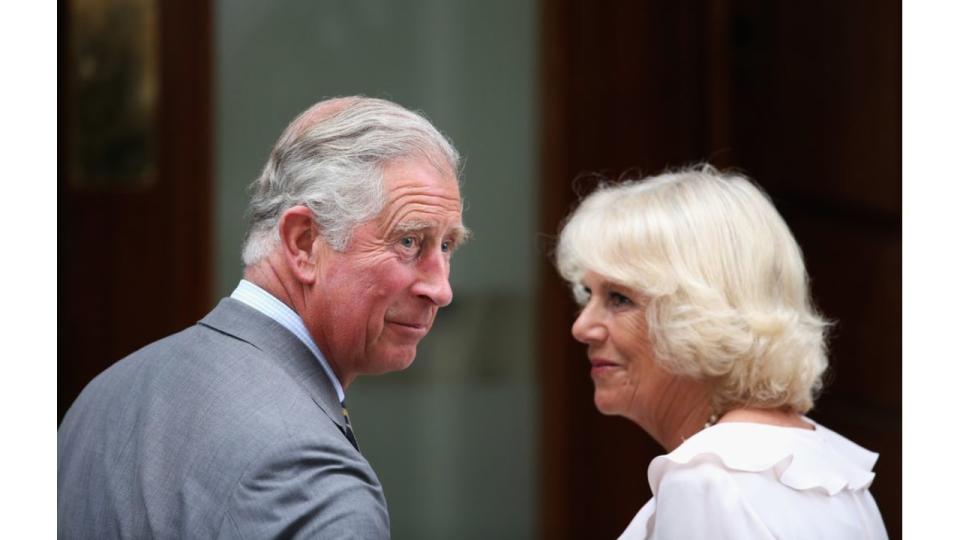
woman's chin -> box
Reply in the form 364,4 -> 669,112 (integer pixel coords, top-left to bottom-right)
593,390 -> 623,416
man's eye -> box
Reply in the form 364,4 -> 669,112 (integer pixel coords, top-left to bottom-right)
399,237 -> 418,249
441,240 -> 451,253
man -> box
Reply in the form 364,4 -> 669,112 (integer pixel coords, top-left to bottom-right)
58,97 -> 468,538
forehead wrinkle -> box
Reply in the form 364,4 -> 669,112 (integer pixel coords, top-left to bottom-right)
382,202 -> 460,228
381,193 -> 462,225
375,175 -> 465,243
385,187 -> 463,208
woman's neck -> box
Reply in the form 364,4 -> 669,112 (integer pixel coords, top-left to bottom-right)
717,407 -> 814,430
648,400 -> 814,452
638,378 -> 715,452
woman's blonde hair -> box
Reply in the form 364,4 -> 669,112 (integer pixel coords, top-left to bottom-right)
556,165 -> 830,413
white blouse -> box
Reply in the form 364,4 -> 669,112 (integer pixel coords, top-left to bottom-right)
619,419 -> 888,539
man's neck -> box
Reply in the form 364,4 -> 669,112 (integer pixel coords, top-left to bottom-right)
243,256 -> 357,391
231,275 -> 350,399
244,258 -> 301,314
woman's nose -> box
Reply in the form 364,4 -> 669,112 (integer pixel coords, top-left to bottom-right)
571,305 -> 606,344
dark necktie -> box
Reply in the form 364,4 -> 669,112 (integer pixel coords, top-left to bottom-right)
341,400 -> 359,450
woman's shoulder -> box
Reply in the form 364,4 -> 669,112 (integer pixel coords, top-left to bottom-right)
649,419 -> 879,497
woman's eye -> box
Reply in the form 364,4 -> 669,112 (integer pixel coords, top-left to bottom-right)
609,292 -> 632,307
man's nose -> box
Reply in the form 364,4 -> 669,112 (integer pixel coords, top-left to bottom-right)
413,249 -> 453,307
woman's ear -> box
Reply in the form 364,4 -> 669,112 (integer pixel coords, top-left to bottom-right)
277,205 -> 323,284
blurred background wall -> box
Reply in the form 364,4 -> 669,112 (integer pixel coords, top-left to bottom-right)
214,2 -> 539,538
60,1 -> 901,538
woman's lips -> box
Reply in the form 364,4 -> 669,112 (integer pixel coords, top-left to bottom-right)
589,358 -> 620,376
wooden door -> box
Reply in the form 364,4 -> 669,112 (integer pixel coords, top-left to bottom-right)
538,1 -> 901,537
59,0 -> 213,421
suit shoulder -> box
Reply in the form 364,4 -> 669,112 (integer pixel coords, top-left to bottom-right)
222,431 -> 389,538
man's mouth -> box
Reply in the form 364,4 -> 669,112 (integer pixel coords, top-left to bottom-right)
392,322 -> 428,330
386,320 -> 431,337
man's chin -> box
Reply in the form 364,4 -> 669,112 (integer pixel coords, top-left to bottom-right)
367,347 -> 419,375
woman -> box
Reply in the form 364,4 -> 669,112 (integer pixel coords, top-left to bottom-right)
555,166 -> 887,539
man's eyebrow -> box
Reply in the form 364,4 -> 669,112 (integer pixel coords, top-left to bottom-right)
392,220 -> 472,247
392,220 -> 432,235
448,224 -> 471,246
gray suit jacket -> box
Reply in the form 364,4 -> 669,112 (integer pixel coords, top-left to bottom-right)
58,298 -> 390,539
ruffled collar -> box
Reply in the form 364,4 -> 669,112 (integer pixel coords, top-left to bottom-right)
648,418 -> 878,497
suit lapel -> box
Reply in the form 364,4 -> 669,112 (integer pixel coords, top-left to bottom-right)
197,298 -> 348,433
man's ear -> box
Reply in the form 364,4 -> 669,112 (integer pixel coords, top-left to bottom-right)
277,205 -> 325,284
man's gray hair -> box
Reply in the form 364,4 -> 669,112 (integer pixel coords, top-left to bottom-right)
241,96 -> 461,266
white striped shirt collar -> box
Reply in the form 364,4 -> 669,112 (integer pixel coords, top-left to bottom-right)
230,279 -> 345,403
